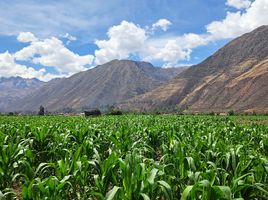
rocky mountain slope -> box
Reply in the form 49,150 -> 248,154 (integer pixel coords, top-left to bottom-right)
10,60 -> 186,112
120,26 -> 268,113
0,77 -> 44,112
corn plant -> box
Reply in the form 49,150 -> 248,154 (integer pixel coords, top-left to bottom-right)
0,115 -> 267,199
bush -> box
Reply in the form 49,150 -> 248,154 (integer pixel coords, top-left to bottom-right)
107,110 -> 123,115
228,110 -> 235,116
84,109 -> 101,117
8,112 -> 14,116
208,111 -> 215,116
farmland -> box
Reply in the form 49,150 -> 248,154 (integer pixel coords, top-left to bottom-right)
0,115 -> 267,199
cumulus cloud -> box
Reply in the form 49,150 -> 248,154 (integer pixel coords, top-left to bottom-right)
143,33 -> 207,66
0,32 -> 94,81
94,20 -> 207,67
94,21 -> 147,65
207,0 -> 268,40
226,0 -> 252,9
152,19 -> 172,31
177,33 -> 207,49
15,33 -> 94,74
143,40 -> 192,66
17,32 -> 38,43
0,51 -> 55,81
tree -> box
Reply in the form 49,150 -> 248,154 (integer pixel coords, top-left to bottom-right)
38,105 -> 45,116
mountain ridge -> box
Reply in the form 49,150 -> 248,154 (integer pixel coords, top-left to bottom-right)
119,25 -> 268,113
0,76 -> 44,112
8,60 -> 187,112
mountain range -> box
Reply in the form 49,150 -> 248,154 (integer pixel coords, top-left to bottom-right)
0,77 -> 44,112
1,25 -> 268,113
4,60 -> 186,112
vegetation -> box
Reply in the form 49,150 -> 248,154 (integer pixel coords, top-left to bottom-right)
0,115 -> 267,199
84,109 -> 101,117
106,109 -> 123,116
38,106 -> 45,116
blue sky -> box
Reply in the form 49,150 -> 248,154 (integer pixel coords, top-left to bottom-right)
0,0 -> 267,81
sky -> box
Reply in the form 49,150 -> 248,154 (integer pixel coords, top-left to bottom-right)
0,0 -> 267,81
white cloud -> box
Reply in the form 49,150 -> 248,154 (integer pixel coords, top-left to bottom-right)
15,33 -> 94,74
94,21 -> 147,65
207,0 -> 268,40
0,51 -> 56,81
0,32 -> 94,81
177,33 -> 208,49
17,32 -> 38,43
143,40 -> 192,65
143,33 -> 207,65
94,20 -> 208,67
60,33 -> 77,45
61,33 -> 77,41
226,0 -> 252,9
152,19 -> 172,31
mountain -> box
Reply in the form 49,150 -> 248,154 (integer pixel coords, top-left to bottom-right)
10,60 -> 187,112
120,26 -> 268,113
0,77 -> 44,112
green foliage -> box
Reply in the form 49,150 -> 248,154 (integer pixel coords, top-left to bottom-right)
38,105 -> 45,116
106,109 -> 123,115
8,112 -> 14,116
228,110 -> 235,116
0,115 -> 267,199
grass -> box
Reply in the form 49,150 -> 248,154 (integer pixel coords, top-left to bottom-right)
0,115 -> 267,199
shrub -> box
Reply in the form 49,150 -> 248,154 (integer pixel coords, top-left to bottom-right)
107,110 -> 123,115
228,110 -> 235,116
84,109 -> 101,116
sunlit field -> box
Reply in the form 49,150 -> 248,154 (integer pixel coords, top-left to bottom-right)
0,115 -> 267,199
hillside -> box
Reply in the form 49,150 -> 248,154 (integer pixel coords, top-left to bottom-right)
0,77 -> 44,112
10,60 -> 186,112
120,26 -> 268,113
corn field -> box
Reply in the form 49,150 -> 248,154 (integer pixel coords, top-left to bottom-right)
0,115 -> 267,199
